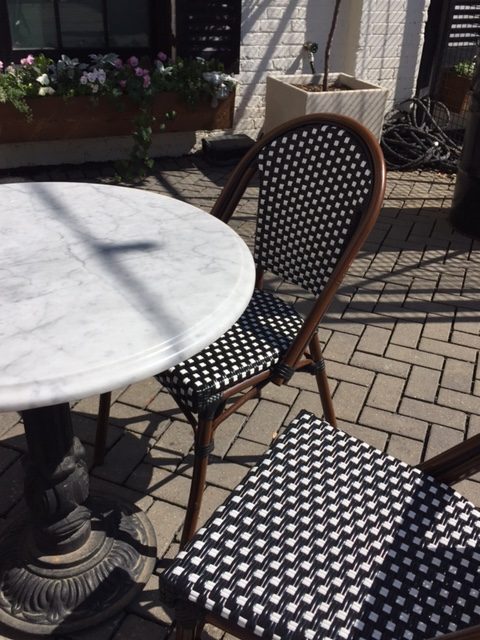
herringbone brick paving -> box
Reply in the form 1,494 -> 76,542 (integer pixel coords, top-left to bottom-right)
0,159 -> 479,639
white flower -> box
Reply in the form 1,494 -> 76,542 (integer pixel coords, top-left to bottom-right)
36,73 -> 50,86
38,86 -> 55,96
80,73 -> 88,85
203,71 -> 222,86
220,73 -> 236,85
97,69 -> 106,84
91,84 -> 98,93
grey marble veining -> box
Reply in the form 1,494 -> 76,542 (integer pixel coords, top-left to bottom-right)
0,182 -> 255,411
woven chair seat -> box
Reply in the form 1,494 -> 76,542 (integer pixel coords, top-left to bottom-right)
161,411 -> 480,640
157,289 -> 303,412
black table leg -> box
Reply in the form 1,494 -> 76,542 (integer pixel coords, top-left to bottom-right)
0,404 -> 156,635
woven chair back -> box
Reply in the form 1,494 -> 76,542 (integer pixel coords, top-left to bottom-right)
253,121 -> 376,296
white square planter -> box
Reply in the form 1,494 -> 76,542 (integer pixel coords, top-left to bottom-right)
264,73 -> 389,140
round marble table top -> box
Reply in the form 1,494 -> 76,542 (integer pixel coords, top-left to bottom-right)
0,182 -> 255,411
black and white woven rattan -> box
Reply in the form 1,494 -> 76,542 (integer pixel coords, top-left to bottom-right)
94,114 -> 386,546
161,411 -> 480,640
158,289 -> 304,413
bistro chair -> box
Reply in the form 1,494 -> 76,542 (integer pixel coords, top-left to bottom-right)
94,113 -> 386,546
160,409 -> 480,640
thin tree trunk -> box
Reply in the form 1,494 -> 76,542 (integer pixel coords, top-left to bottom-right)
323,0 -> 342,92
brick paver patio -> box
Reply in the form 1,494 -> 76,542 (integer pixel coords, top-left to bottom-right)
0,158 -> 479,640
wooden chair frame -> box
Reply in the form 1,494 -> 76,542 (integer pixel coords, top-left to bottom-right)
172,429 -> 480,640
94,114 -> 386,548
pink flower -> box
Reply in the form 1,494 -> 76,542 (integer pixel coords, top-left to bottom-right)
157,51 -> 168,62
20,54 -> 35,65
135,67 -> 144,77
114,57 -> 123,69
0,61 -> 3,71
128,56 -> 139,68
119,80 -> 127,89
143,74 -> 151,88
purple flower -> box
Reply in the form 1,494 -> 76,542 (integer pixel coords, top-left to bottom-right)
157,51 -> 168,62
20,54 -> 35,65
135,66 -> 144,77
114,57 -> 123,69
119,79 -> 127,89
143,74 -> 151,88
128,56 -> 139,68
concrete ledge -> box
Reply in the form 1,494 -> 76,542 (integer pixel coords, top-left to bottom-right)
0,129 -> 237,169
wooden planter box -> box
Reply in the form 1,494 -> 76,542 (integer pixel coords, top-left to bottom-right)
438,71 -> 472,114
264,73 -> 388,140
0,92 -> 235,143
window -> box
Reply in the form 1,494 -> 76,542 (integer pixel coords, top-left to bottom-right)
0,0 -> 241,71
0,0 -> 172,62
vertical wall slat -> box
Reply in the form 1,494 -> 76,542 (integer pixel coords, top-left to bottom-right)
175,0 -> 241,72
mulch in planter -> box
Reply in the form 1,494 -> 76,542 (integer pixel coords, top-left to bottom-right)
292,82 -> 353,92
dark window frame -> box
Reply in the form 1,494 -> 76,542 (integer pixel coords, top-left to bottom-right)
0,0 -> 172,64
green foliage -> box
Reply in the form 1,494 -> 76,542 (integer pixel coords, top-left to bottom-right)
0,52 -> 236,180
453,60 -> 476,79
0,53 -> 54,115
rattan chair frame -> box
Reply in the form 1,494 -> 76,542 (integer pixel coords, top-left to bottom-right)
93,114 -> 386,548
171,427 -> 480,640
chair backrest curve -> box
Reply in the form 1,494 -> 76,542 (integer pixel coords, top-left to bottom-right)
212,114 -> 386,370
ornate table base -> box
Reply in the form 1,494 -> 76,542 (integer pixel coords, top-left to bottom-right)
0,405 -> 156,635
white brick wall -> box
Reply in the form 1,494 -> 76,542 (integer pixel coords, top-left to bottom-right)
233,0 -> 432,137
354,0 -> 431,107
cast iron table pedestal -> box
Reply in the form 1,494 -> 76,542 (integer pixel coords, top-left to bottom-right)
0,404 -> 156,634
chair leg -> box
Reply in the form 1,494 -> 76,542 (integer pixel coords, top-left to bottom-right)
93,391 -> 111,466
180,410 -> 215,548
175,607 -> 201,640
309,334 -> 337,427
175,623 -> 197,640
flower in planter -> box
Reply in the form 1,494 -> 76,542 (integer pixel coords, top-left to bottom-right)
0,50 -> 237,111
36,73 -> 50,86
0,50 -> 236,178
0,53 -> 55,112
202,70 -> 236,106
20,54 -> 35,66
38,86 -> 55,96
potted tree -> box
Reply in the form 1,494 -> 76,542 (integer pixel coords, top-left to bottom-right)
263,0 -> 388,139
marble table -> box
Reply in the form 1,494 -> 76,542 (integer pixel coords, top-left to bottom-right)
0,181 -> 255,635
